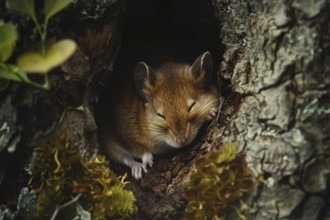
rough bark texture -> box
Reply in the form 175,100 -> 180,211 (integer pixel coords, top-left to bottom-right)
215,0 -> 330,219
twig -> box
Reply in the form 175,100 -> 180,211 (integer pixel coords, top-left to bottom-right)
50,193 -> 82,220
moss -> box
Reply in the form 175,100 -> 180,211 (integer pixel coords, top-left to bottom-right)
28,132 -> 136,219
184,143 -> 255,220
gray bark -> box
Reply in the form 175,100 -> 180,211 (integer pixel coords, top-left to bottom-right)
214,0 -> 330,219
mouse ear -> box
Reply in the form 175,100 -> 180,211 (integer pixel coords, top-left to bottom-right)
134,62 -> 156,101
189,51 -> 213,85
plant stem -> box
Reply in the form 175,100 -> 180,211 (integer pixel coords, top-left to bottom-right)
31,17 -> 43,39
43,74 -> 50,90
31,19 -> 47,56
27,79 -> 48,90
29,75 -> 50,90
40,18 -> 49,56
50,193 -> 82,220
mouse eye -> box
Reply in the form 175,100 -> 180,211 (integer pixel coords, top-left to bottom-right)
156,112 -> 165,119
188,101 -> 196,112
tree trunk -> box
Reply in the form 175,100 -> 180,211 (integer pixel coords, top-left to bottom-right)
215,0 -> 330,219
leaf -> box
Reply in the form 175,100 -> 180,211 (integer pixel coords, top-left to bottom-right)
17,39 -> 77,74
44,0 -> 73,20
0,24 -> 18,62
7,0 -> 36,21
76,203 -> 91,220
0,65 -> 29,82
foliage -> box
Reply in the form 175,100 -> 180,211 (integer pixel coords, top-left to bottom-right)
28,132 -> 136,219
184,143 -> 255,220
0,24 -> 18,61
0,0 -> 76,90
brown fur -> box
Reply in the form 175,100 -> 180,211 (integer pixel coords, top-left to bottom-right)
99,52 -> 219,177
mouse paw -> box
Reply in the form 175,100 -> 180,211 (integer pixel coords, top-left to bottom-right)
130,161 -> 147,180
142,153 -> 153,168
208,107 -> 218,119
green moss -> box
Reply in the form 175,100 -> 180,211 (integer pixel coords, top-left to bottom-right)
184,143 -> 255,220
28,132 -> 136,219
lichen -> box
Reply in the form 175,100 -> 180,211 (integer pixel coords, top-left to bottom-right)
28,132 -> 136,219
184,143 -> 255,220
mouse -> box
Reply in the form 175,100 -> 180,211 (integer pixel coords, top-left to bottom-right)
98,51 -> 219,179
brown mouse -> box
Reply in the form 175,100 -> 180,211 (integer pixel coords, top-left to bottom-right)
99,51 -> 219,179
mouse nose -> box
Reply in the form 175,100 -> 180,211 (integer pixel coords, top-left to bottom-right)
176,135 -> 187,146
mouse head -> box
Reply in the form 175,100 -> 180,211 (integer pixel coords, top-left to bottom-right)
134,52 -> 219,148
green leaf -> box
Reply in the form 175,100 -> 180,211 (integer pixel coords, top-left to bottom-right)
45,0 -> 73,20
0,64 -> 29,82
0,24 -> 18,62
7,0 -> 36,21
17,39 -> 77,74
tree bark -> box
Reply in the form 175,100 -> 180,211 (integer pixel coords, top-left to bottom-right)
215,0 -> 330,219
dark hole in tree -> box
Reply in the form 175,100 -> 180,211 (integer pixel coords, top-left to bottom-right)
121,0 -> 222,67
